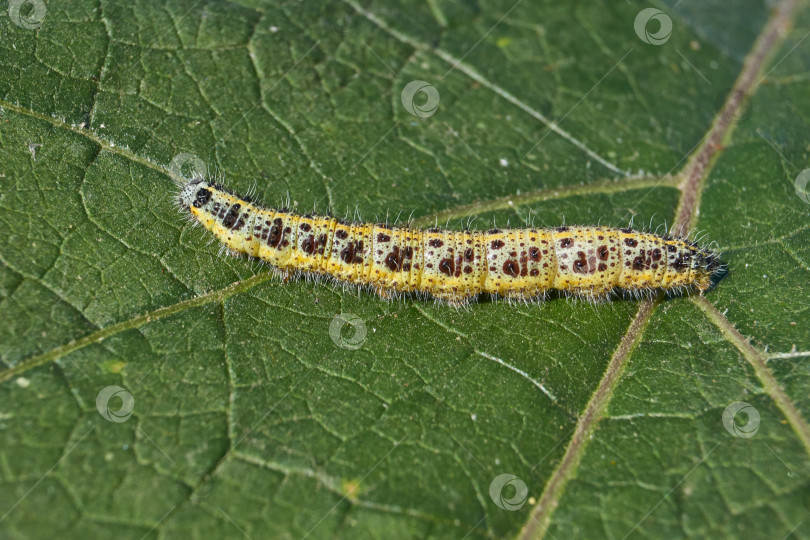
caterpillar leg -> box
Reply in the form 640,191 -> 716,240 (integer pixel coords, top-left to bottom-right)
431,291 -> 474,308
502,290 -> 550,303
568,286 -> 615,303
374,287 -> 395,301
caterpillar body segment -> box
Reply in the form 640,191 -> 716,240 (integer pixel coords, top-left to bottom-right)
179,180 -> 722,305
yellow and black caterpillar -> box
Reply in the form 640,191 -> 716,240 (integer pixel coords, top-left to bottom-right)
178,179 -> 722,305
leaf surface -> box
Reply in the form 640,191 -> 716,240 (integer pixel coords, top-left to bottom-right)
1,1 -> 808,538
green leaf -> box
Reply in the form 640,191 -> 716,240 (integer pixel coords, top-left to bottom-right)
1,0 -> 808,538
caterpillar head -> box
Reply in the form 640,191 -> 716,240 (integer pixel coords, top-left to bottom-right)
178,177 -> 210,210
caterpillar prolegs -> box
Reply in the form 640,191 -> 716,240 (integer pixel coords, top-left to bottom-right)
178,179 -> 723,305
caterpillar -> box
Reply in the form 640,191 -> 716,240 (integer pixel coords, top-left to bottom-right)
177,178 -> 723,305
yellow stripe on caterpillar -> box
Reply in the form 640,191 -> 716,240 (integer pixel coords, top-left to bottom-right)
179,180 -> 724,305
